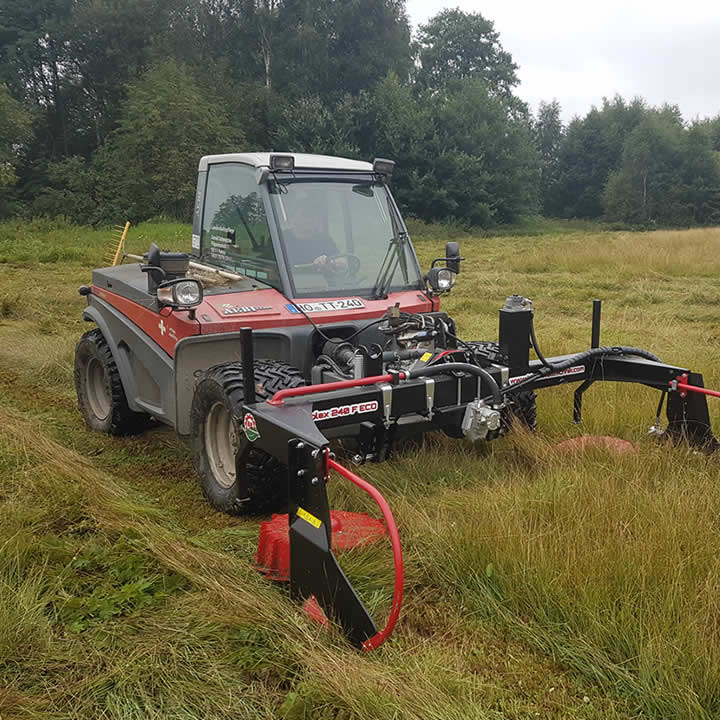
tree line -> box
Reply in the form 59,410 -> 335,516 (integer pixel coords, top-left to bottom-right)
1,1 -> 719,229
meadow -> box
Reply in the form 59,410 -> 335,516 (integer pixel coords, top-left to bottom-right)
2,218 -> 720,719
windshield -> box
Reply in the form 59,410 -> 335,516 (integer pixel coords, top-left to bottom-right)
268,178 -> 423,298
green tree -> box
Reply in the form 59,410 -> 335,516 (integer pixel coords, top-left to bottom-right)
347,72 -> 433,207
270,95 -> 358,157
533,100 -> 563,215
100,61 -> 243,221
425,78 -> 538,224
695,114 -> 720,153
415,9 -> 518,95
551,95 -> 648,218
273,0 -> 411,98
0,0 -> 74,157
0,83 -> 31,188
64,0 -> 181,148
679,123 -> 720,224
365,77 -> 537,226
604,113 -> 720,226
38,62 -> 243,223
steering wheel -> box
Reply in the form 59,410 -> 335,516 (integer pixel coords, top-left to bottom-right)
322,253 -> 361,277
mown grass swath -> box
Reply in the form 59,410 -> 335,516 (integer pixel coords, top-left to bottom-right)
1,218 -> 720,718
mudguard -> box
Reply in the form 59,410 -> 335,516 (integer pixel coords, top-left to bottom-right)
82,297 -> 176,424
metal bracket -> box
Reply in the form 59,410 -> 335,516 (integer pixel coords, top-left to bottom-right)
379,383 -> 393,428
424,377 -> 435,419
572,378 -> 595,424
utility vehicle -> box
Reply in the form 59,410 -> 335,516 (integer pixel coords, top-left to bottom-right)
75,152 -> 719,650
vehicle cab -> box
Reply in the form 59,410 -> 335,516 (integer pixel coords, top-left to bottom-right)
191,152 -> 429,302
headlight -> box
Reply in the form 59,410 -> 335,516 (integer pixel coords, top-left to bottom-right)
174,280 -> 202,306
157,278 -> 203,308
269,154 -> 295,171
436,268 -> 455,291
427,267 -> 456,293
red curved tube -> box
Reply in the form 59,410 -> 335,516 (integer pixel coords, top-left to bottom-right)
327,456 -> 404,652
267,373 -> 404,406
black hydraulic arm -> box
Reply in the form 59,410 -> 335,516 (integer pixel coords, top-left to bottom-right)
506,352 -> 720,450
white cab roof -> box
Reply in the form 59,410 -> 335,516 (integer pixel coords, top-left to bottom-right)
198,152 -> 373,173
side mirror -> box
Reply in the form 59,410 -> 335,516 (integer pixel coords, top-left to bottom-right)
445,242 -> 461,275
426,241 -> 463,294
156,278 -> 203,309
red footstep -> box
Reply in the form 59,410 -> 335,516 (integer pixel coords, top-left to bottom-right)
553,435 -> 636,454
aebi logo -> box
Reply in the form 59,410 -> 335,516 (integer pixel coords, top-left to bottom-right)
312,401 -> 379,422
242,413 -> 260,442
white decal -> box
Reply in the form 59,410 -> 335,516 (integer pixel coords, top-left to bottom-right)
220,303 -> 273,316
509,364 -> 585,386
191,234 -> 200,250
312,400 -> 379,422
287,298 -> 365,314
158,319 -> 166,336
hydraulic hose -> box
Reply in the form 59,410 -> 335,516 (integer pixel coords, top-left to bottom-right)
505,346 -> 662,394
406,362 -> 502,405
529,312 -> 554,370
328,457 -> 403,652
382,349 -> 423,363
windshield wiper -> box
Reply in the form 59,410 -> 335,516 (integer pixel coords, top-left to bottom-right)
369,230 -> 409,300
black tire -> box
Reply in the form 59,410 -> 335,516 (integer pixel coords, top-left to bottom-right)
74,329 -> 151,435
190,360 -> 305,516
467,340 -> 538,431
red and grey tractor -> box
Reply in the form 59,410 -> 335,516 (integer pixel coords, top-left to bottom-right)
75,152 -> 720,650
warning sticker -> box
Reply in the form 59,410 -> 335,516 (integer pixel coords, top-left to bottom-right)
420,352 -> 432,362
509,364 -> 585,386
297,507 -> 322,528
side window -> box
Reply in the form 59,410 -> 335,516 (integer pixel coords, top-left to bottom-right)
201,164 -> 279,286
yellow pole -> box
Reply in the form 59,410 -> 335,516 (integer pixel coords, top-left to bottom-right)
111,221 -> 130,266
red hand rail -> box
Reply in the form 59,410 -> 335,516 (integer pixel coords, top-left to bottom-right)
673,374 -> 720,399
327,457 -> 404,652
676,382 -> 720,399
267,373 -> 405,406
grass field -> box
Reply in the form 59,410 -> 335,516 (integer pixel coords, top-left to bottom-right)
2,218 -> 720,719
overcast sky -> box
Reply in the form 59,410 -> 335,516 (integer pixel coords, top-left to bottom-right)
406,0 -> 720,122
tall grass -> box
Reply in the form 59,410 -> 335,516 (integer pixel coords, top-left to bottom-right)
2,220 -> 720,717
385,438 -> 720,718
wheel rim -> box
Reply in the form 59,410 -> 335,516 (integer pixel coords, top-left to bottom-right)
204,402 -> 238,489
85,356 -> 111,420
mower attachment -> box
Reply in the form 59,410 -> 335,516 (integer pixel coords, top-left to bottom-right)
239,399 -> 403,651
287,439 -> 378,648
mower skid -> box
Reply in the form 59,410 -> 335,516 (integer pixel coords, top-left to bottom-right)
666,371 -> 720,451
240,399 -> 403,650
287,439 -> 379,648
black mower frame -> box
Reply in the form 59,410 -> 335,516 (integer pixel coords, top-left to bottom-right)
230,308 -> 720,650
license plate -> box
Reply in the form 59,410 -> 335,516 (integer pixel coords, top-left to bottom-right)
287,298 -> 365,313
